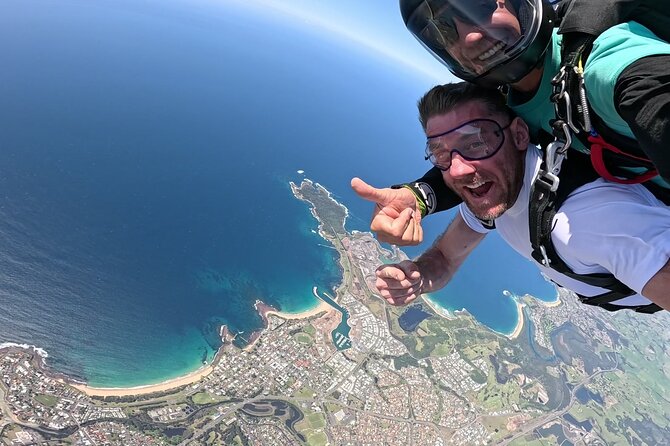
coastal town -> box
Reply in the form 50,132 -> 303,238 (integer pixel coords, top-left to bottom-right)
1,179 -> 669,445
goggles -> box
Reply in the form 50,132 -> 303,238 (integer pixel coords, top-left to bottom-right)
424,118 -> 512,171
424,0 -> 507,46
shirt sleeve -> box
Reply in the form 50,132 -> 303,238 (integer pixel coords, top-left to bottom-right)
551,180 -> 670,294
615,54 -> 670,182
557,0 -> 640,36
557,0 -> 670,38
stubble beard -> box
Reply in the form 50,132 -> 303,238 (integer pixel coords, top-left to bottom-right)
464,186 -> 511,220
459,157 -> 525,221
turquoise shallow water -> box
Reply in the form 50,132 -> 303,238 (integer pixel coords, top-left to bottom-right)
0,0 -> 557,387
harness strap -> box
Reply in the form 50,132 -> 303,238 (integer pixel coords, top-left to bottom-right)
528,151 -> 662,313
530,150 -> 598,265
537,238 -> 660,313
557,33 -> 660,185
585,302 -> 663,314
529,171 -> 559,267
588,134 -> 658,184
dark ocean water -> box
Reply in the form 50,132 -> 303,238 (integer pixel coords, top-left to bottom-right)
0,0 -> 556,386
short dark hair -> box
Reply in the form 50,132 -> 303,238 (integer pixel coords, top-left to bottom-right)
418,82 -> 514,130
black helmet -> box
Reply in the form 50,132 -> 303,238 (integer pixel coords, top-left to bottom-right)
400,0 -> 555,87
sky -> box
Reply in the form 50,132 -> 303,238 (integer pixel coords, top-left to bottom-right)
220,0 -> 452,83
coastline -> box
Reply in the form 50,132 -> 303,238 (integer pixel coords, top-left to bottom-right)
506,299 -> 525,340
540,295 -> 562,307
421,295 -> 456,320
65,179 -> 341,397
69,296 -> 334,396
421,293 -> 526,340
70,363 -> 214,397
8,180 -> 342,398
255,295 -> 332,322
265,300 -> 332,321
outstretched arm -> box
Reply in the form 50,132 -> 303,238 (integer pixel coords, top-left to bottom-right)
375,213 -> 485,305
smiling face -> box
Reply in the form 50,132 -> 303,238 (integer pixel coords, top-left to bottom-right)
447,0 -> 523,75
405,0 -> 553,87
425,100 -> 528,220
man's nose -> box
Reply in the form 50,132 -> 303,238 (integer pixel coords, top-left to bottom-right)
448,154 -> 476,178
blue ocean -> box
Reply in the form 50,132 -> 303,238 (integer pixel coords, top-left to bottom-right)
0,0 -> 555,387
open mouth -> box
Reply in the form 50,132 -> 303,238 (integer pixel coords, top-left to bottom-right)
465,180 -> 493,198
477,41 -> 506,61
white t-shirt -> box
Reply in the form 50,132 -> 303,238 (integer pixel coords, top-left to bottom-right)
460,145 -> 670,306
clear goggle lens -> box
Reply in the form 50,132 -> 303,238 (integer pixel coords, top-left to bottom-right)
425,118 -> 511,170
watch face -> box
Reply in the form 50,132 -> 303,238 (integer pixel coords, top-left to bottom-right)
417,182 -> 437,215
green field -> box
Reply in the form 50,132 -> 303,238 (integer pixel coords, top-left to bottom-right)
294,333 -> 313,345
306,432 -> 328,446
296,408 -> 328,446
191,392 -> 227,405
294,386 -> 317,398
34,394 -> 58,408
307,412 -> 326,428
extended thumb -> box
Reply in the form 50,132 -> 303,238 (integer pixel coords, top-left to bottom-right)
351,177 -> 385,203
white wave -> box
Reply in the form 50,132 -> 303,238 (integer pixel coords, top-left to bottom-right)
0,342 -> 49,358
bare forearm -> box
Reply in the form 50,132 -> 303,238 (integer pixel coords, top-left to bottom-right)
415,247 -> 460,293
414,214 -> 486,294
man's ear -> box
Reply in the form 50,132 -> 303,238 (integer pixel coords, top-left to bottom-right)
511,116 -> 530,150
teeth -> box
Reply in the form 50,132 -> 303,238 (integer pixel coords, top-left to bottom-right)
466,180 -> 487,189
478,42 -> 506,61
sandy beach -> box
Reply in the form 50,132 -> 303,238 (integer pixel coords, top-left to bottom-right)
69,297 -> 334,396
540,296 -> 562,307
265,299 -> 332,320
421,294 -> 526,340
506,299 -> 525,340
72,181 -> 336,398
70,364 -> 214,397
